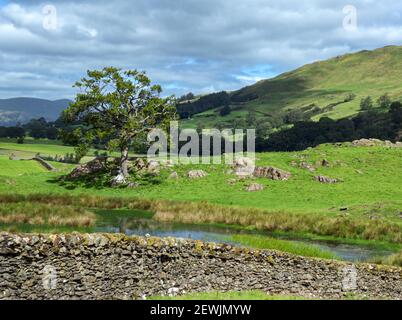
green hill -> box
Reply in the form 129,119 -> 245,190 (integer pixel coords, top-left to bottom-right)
180,45 -> 402,129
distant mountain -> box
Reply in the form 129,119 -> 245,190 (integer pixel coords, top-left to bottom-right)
180,45 -> 402,129
0,98 -> 71,126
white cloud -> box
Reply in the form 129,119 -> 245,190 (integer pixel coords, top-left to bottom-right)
0,0 -> 401,99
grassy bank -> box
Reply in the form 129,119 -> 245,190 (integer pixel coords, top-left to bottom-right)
0,194 -> 401,244
1,141 -> 402,245
371,250 -> 402,267
223,234 -> 338,260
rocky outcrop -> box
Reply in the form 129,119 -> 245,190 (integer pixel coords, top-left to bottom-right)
67,157 -> 107,179
0,232 -> 401,300
246,183 -> 264,192
351,138 -> 402,148
187,170 -> 207,179
253,167 -> 292,181
314,175 -> 340,184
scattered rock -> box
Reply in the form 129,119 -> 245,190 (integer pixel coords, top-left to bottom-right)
187,170 -> 207,179
147,160 -> 160,171
168,172 -> 179,180
321,159 -> 330,167
351,138 -> 402,148
246,183 -> 264,192
165,160 -> 175,167
233,157 -> 255,178
227,179 -> 237,185
133,158 -> 146,171
299,162 -> 316,172
314,175 -> 339,184
253,167 -> 292,181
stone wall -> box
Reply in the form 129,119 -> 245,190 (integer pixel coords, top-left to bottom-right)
0,232 -> 401,300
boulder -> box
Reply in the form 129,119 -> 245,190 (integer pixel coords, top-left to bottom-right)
246,183 -> 264,192
133,158 -> 146,171
299,162 -> 315,172
253,167 -> 292,181
314,175 -> 339,184
147,160 -> 160,171
233,157 -> 255,178
187,170 -> 207,179
168,172 -> 179,180
68,157 -> 107,179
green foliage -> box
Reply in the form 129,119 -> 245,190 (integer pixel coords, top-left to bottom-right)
377,94 -> 392,109
360,96 -> 374,111
177,91 -> 230,118
219,105 -> 231,116
63,67 -> 177,176
262,104 -> 402,151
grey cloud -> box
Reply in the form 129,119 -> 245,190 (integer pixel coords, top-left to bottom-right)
0,0 -> 402,99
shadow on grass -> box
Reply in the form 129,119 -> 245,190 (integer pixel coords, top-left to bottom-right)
47,170 -> 165,190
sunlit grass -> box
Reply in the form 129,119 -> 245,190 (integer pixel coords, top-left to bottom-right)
224,234 -> 338,260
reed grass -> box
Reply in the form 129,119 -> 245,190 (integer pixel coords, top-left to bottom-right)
0,202 -> 96,227
0,193 -> 400,243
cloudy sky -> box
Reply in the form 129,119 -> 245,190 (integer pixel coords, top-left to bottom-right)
0,0 -> 402,100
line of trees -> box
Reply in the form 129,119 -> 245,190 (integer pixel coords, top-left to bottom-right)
258,101 -> 402,151
176,91 -> 230,118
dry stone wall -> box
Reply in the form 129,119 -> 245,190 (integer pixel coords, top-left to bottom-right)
0,232 -> 401,300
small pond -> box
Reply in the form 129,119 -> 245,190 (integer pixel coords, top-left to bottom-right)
95,210 -> 396,263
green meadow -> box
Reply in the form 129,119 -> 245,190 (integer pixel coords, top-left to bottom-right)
1,139 -> 402,264
181,46 -> 402,129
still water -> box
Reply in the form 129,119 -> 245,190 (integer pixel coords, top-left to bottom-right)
95,211 -> 395,262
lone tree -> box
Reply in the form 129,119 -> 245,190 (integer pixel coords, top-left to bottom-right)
63,67 -> 176,184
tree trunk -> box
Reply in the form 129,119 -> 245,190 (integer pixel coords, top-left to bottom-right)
111,147 -> 130,187
120,147 -> 130,178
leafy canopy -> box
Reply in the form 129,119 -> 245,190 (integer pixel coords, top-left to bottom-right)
63,67 -> 176,153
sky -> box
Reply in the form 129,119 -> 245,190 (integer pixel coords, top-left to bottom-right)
0,0 -> 402,100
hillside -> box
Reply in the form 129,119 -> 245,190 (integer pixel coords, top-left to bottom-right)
0,97 -> 71,125
180,45 -> 402,129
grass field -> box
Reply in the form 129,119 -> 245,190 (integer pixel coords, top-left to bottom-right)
2,140 -> 401,224
1,139 -> 402,260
